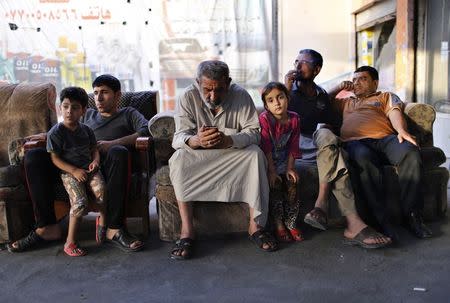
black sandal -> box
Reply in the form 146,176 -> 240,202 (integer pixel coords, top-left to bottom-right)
170,238 -> 195,260
105,229 -> 144,252
7,230 -> 45,253
249,230 -> 278,252
304,207 -> 328,231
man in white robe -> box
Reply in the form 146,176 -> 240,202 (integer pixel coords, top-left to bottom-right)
169,60 -> 278,259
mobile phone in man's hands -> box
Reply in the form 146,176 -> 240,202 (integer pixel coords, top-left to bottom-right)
204,125 -> 218,131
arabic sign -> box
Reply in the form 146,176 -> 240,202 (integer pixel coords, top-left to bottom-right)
0,0 -> 273,110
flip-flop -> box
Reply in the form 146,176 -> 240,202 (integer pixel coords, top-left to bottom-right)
249,230 -> 278,252
64,242 -> 87,257
7,230 -> 45,253
105,229 -> 144,252
170,238 -> 195,260
95,216 -> 106,245
304,207 -> 328,231
288,228 -> 304,242
342,226 -> 391,249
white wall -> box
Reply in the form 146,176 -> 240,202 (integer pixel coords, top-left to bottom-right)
278,0 -> 355,84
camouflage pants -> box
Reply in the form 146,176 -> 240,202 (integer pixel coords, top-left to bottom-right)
60,171 -> 106,218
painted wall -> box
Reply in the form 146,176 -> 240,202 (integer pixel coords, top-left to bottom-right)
278,0 -> 355,85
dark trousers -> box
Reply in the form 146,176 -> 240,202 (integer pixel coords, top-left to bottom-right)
24,148 -> 58,228
344,135 -> 424,225
24,146 -> 130,229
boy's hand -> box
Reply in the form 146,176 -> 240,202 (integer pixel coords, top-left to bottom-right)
71,168 -> 88,182
88,160 -> 99,173
286,169 -> 299,184
268,171 -> 282,188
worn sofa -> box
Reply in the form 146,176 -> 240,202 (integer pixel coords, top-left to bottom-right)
0,82 -> 57,244
149,103 -> 449,242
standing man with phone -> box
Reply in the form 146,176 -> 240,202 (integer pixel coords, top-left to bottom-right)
169,60 -> 277,260
284,49 -> 391,248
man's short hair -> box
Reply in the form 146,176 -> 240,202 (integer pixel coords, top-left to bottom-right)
60,86 -> 89,108
197,60 -> 230,81
355,66 -> 379,80
92,74 -> 121,92
261,81 -> 290,106
299,49 -> 323,67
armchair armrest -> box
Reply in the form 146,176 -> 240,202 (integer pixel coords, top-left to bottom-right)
148,111 -> 176,167
404,103 -> 436,147
23,140 -> 46,151
134,136 -> 156,178
135,136 -> 152,151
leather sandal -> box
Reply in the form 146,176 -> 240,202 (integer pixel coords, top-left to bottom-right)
249,230 -> 278,252
304,207 -> 328,231
343,226 -> 391,249
105,229 -> 144,252
7,230 -> 45,253
170,238 -> 195,260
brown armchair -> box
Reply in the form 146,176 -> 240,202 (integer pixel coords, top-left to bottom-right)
37,91 -> 159,238
1,86 -> 158,244
0,82 -> 57,244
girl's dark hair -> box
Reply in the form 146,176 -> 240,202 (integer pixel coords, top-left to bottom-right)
60,86 -> 89,108
261,81 -> 290,106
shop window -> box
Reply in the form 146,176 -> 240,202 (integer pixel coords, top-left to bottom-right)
356,18 -> 396,92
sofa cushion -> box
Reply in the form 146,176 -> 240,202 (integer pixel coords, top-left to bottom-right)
156,165 -> 172,186
0,165 -> 22,187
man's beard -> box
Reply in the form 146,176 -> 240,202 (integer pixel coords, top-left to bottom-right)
202,96 -> 222,110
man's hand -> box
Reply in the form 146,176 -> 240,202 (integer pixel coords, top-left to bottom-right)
338,81 -> 354,91
397,131 -> 418,146
284,70 -> 297,91
286,169 -> 299,184
71,168 -> 88,182
213,133 -> 233,149
97,140 -> 115,153
88,160 -> 99,173
197,125 -> 223,149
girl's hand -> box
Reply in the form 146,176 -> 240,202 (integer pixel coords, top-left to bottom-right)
88,160 -> 99,173
71,168 -> 88,182
268,171 -> 282,188
286,169 -> 299,184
